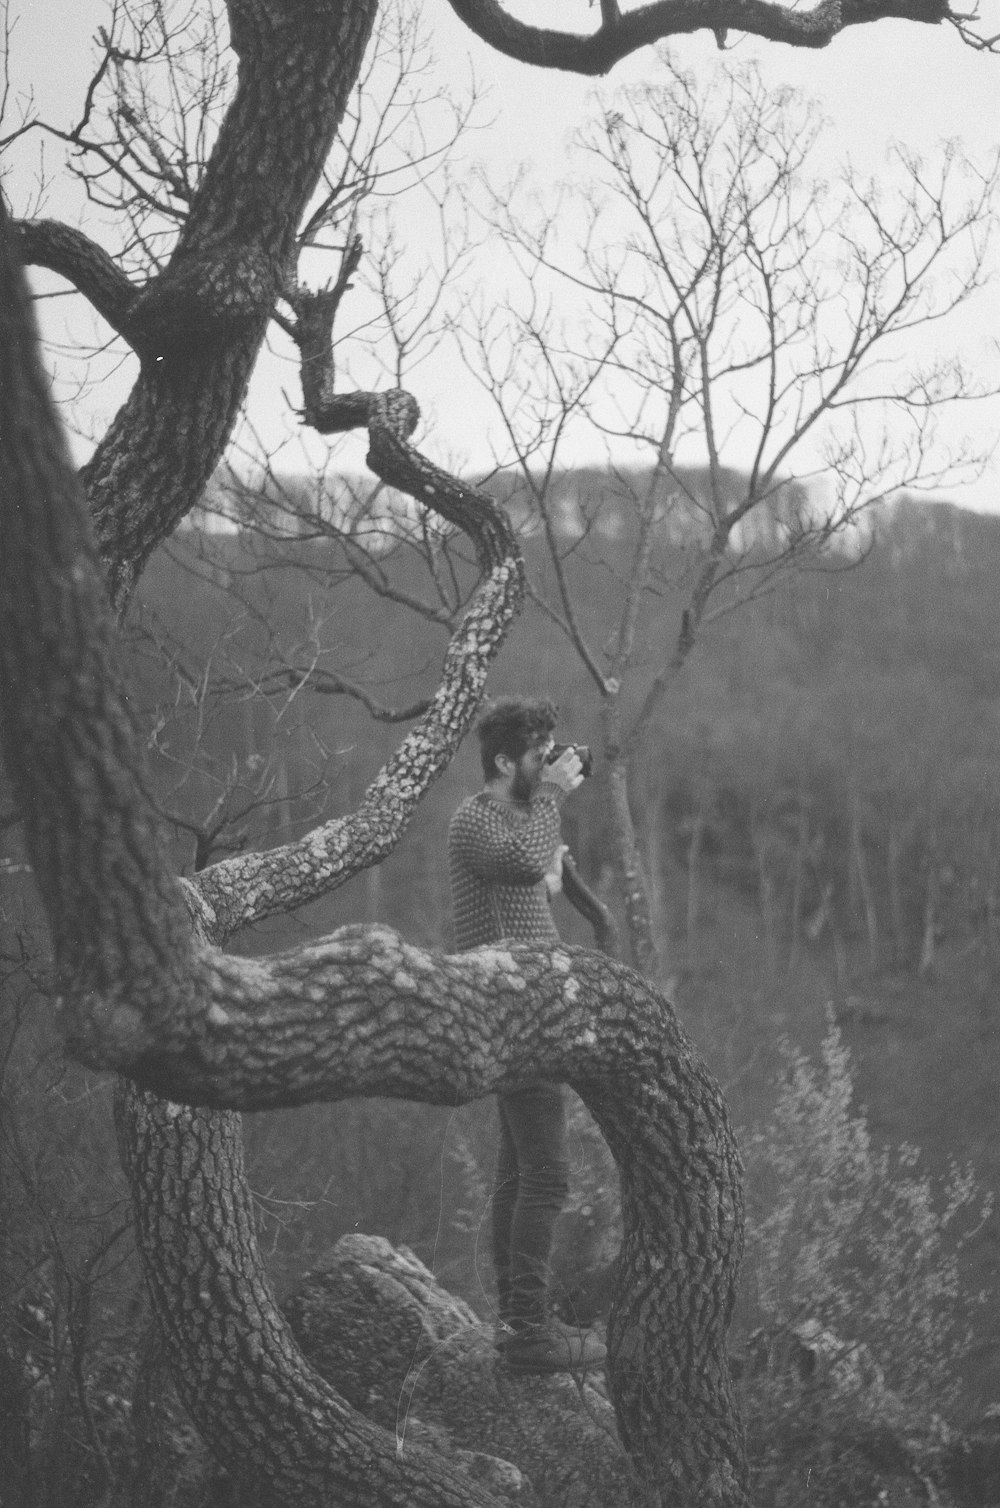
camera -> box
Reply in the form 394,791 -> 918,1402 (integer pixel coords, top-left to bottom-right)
545,742 -> 593,778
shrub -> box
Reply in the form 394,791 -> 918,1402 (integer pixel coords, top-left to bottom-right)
740,1014 -> 992,1503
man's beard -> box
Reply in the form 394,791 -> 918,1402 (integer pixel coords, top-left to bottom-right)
511,763 -> 538,803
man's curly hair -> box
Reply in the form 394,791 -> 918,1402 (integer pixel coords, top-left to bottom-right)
475,697 -> 558,779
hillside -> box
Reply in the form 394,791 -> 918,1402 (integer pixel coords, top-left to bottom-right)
5,483 -> 997,1442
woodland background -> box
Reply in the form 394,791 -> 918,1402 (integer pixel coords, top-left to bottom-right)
4,0 -> 1000,1500
3,466 -> 999,1502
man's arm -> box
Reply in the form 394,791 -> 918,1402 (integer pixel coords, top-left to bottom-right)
560,853 -> 621,958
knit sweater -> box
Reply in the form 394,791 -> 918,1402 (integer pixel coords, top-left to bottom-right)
448,785 -> 564,951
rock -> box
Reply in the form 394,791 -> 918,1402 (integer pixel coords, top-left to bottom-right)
936,1423 -> 1000,1506
284,1233 -> 628,1507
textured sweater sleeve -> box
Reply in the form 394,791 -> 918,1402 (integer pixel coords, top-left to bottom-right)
449,787 -> 562,885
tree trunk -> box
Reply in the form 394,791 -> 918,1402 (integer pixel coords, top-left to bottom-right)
887,817 -> 909,969
987,848 -> 1000,960
850,794 -> 880,972
787,790 -> 810,976
0,39 -> 748,1508
83,0 -> 382,613
115,924 -> 748,1505
128,1325 -> 189,1508
601,700 -> 662,981
687,801 -> 707,973
640,782 -> 671,975
751,818 -> 780,983
118,1089 -> 500,1507
0,1071 -> 35,1508
918,847 -> 939,979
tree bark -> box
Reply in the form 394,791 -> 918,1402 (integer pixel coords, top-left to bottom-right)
443,0 -> 950,76
118,1087 -> 504,1507
787,790 -> 810,976
115,926 -> 747,1505
750,812 -> 779,982
850,793 -> 880,972
918,843 -> 939,979
79,0 -> 381,613
887,816 -> 910,969
602,700 -> 663,980
687,801 -> 707,973
0,15 -> 748,1502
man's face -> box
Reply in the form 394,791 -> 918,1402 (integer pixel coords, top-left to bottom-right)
510,736 -> 554,802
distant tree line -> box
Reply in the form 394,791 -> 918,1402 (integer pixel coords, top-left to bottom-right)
132,484 -> 1000,988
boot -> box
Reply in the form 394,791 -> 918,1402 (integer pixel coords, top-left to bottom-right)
498,1315 -> 607,1375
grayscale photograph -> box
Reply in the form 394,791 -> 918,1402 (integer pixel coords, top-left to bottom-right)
2,1 -> 999,1503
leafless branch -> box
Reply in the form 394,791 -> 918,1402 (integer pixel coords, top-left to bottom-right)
444,0 -> 952,76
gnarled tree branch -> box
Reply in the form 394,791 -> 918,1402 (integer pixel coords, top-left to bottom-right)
443,0 -> 950,75
116,927 -> 746,1505
191,387 -> 524,941
0,185 -> 748,1505
14,218 -> 144,347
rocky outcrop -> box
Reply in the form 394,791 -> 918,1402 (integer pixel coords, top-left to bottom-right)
283,1233 -> 629,1506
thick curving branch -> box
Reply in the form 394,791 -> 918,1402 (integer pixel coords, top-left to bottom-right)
443,0 -> 950,73
116,926 -> 747,1506
1,182 -> 503,1508
183,263 -> 530,941
0,195 -> 524,1048
0,197 -> 203,1036
0,6 -> 751,1485
13,217 -> 145,348
189,387 -> 524,942
1,189 -> 747,1503
117,1080 -> 505,1508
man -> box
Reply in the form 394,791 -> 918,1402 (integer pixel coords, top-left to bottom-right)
448,697 -> 607,1375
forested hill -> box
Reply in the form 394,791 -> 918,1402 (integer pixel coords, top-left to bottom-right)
143,485 -> 1000,996
126,485 -> 1000,1408
138,487 -> 1000,1137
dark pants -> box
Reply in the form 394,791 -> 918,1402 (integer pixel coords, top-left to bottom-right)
492,1082 -> 569,1329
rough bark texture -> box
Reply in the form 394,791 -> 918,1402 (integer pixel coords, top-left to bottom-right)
0,1 -> 758,1499
117,1090 -> 505,1507
0,210 -> 523,1065
192,389 -> 525,945
601,701 -> 662,981
80,0 -> 381,612
444,0 -> 950,74
0,190 -> 201,1034
1,173 -> 748,1507
14,219 -> 141,343
114,927 -> 747,1504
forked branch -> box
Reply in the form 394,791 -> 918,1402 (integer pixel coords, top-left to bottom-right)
444,0 -> 951,75
0,191 -> 748,1506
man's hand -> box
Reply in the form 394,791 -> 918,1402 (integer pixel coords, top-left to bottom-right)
544,843 -> 569,897
543,746 -> 584,793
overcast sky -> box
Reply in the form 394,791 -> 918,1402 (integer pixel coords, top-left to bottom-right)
7,0 -> 1000,507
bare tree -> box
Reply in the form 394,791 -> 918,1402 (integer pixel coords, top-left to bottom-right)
457,54 -> 1000,977
1,1 -> 997,1503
